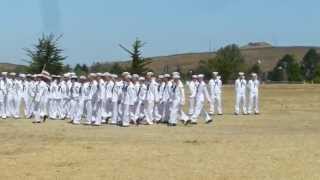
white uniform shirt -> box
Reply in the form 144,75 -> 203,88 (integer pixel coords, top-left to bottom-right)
235,79 -> 247,95
209,78 -> 222,95
247,79 -> 259,94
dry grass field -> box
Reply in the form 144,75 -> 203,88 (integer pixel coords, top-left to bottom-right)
0,84 -> 320,180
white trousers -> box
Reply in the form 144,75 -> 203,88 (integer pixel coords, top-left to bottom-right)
188,97 -> 195,116
7,93 -> 19,118
209,93 -> 222,115
191,100 -> 211,123
248,92 -> 259,114
144,101 -> 154,124
169,100 -> 180,124
70,99 -> 81,124
111,101 -> 119,124
235,93 -> 247,114
121,104 -> 131,126
0,99 -> 6,118
134,101 -> 145,121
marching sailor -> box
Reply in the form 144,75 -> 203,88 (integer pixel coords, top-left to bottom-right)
209,72 -> 223,115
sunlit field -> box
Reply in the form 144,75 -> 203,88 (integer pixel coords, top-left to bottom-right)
0,84 -> 320,180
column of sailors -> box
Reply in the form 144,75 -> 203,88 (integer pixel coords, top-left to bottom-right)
0,71 -> 260,126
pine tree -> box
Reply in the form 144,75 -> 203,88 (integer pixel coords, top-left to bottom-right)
25,34 -> 66,74
119,38 -> 151,75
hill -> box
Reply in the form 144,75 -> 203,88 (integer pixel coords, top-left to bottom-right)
0,63 -> 26,72
145,46 -> 320,73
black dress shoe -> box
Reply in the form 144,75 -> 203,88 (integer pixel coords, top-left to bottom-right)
184,119 -> 191,125
43,115 -> 48,122
206,119 -> 213,124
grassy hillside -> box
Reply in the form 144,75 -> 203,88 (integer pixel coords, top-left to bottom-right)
146,46 -> 320,73
0,63 -> 27,72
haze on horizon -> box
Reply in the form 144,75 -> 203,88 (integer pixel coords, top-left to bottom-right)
0,0 -> 319,65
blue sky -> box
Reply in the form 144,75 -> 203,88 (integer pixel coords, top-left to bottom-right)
0,0 -> 319,65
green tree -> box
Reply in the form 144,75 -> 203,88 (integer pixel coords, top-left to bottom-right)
24,34 -> 66,74
109,63 -> 124,74
209,44 -> 246,82
119,38 -> 151,75
62,64 -> 72,73
74,64 -> 87,76
301,48 -> 320,80
313,65 -> 320,83
81,64 -> 89,74
248,62 -> 262,76
271,54 -> 303,81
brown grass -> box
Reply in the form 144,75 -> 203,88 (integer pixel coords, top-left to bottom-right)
0,84 -> 320,180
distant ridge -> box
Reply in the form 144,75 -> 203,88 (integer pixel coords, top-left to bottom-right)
1,43 -> 320,74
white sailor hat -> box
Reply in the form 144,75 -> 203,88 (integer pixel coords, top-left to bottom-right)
173,74 -> 180,79
112,74 -> 118,78
158,75 -> 164,79
198,74 -> 204,78
146,72 -> 154,76
104,72 -> 111,77
132,74 -> 139,79
79,76 -> 87,80
164,74 -> 171,78
251,73 -> 257,77
126,74 -> 132,79
139,77 -> 145,81
71,75 -> 78,79
26,74 -> 32,77
9,72 -> 16,76
41,70 -> 50,77
69,72 -> 76,76
1,72 -> 8,76
239,72 -> 245,76
122,72 -> 130,76
192,75 -> 198,79
19,74 -> 26,78
89,73 -> 97,77
212,72 -> 219,76
172,72 -> 180,76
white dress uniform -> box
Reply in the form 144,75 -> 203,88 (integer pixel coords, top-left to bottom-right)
111,80 -> 122,124
186,79 -> 198,116
70,81 -> 81,124
6,78 -> 19,118
0,77 -> 8,118
15,79 -> 24,118
247,78 -> 260,114
169,79 -> 185,125
159,81 -> 172,122
177,80 -> 189,122
81,81 -> 93,124
104,79 -> 114,120
134,80 -> 147,122
191,79 -> 212,123
144,78 -> 158,125
26,80 -> 37,118
120,81 -> 135,126
208,77 -> 223,115
235,77 -> 248,115
58,80 -> 69,119
49,80 -> 59,119
34,80 -> 49,122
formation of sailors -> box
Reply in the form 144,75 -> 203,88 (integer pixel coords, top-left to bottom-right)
0,71 -> 260,126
